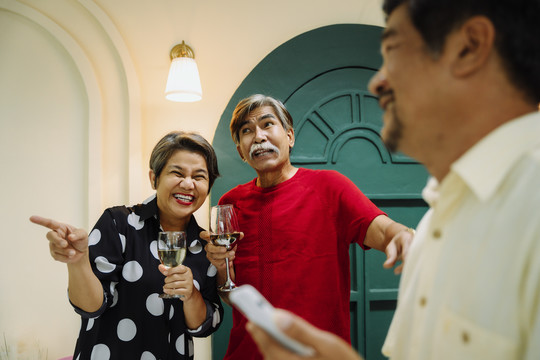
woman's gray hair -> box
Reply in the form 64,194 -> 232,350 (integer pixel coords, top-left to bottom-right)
149,131 -> 220,189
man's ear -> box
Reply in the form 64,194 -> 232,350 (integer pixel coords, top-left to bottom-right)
236,145 -> 247,162
287,128 -> 295,149
450,15 -> 495,78
149,170 -> 156,190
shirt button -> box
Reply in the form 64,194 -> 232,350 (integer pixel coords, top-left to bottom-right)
419,297 -> 427,307
433,229 -> 442,239
462,331 -> 470,344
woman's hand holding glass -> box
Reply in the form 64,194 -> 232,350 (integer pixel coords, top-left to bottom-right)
158,262 -> 197,301
157,231 -> 188,299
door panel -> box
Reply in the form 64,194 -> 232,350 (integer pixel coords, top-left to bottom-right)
363,199 -> 427,358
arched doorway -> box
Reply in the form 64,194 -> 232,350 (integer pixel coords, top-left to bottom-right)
211,24 -> 428,359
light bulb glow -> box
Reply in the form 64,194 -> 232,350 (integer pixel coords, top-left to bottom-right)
165,57 -> 202,102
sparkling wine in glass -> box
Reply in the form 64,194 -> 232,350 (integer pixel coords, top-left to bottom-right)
210,204 -> 240,292
157,231 -> 187,299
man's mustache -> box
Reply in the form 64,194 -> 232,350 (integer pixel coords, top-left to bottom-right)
249,142 -> 280,159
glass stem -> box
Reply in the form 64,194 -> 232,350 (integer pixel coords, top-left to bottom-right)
225,257 -> 231,284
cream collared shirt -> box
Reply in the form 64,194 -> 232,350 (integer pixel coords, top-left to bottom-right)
382,112 -> 540,360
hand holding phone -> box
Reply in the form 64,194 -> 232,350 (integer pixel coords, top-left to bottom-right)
229,284 -> 316,357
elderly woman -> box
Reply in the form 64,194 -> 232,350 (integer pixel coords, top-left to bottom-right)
30,131 -> 223,360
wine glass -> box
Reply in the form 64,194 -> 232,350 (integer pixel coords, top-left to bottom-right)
210,204 -> 241,292
157,231 -> 187,299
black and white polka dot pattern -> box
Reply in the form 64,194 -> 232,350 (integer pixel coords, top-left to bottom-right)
70,195 -> 223,359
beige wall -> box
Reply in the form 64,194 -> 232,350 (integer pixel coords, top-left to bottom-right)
0,0 -> 384,358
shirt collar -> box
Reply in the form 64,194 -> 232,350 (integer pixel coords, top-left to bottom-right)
451,111 -> 540,202
136,193 -> 159,221
421,177 -> 440,207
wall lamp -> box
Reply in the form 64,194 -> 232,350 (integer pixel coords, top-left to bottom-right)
165,41 -> 202,102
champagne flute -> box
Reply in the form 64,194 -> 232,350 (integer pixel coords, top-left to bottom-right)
157,231 -> 187,299
210,204 -> 241,292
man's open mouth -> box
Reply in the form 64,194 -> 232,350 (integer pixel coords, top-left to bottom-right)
252,149 -> 275,158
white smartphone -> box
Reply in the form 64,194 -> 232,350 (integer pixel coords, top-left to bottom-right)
229,284 -> 316,357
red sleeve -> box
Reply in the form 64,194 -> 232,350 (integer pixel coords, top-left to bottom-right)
329,171 -> 386,249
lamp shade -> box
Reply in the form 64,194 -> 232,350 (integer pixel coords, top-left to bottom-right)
165,56 -> 202,102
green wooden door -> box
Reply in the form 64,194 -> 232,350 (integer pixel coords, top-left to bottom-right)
211,24 -> 429,359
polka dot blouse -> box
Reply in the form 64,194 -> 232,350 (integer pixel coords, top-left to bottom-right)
70,194 -> 223,359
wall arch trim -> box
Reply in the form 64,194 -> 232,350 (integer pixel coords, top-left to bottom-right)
78,0 -> 143,204
1,0 -> 102,225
